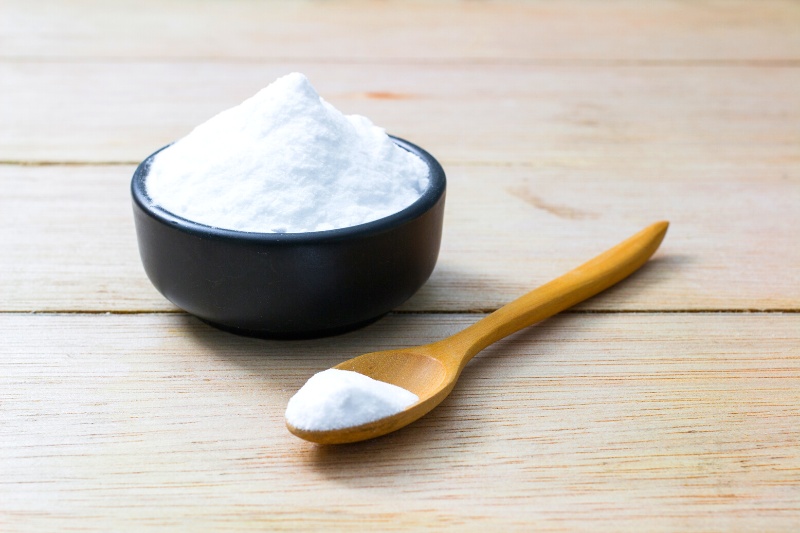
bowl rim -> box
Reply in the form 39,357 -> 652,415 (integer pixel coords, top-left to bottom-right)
131,135 -> 446,244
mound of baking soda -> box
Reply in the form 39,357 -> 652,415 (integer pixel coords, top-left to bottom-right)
145,73 -> 429,233
285,369 -> 419,431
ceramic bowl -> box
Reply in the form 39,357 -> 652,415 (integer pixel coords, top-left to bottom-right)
131,136 -> 446,338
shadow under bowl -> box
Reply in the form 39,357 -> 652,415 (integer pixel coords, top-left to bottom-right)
131,136 -> 446,339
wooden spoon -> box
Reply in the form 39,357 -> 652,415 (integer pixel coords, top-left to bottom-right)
287,221 -> 669,444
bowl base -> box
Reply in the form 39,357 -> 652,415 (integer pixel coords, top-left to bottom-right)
198,314 -> 388,340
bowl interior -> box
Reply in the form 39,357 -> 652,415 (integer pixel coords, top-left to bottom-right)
131,135 -> 446,244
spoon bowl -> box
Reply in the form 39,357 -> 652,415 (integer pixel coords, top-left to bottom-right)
337,348 -> 451,398
287,221 -> 669,444
289,348 -> 455,444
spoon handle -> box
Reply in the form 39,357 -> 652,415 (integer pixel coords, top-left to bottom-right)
438,221 -> 669,367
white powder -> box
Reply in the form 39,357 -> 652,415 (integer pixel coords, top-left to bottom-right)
145,73 -> 429,233
285,369 -> 419,431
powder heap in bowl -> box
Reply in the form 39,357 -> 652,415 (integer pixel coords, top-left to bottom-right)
145,73 -> 429,233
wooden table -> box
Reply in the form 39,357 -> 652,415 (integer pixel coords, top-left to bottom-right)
2,1 -> 798,530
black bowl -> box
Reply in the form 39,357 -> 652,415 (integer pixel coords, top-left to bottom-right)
131,136 -> 446,339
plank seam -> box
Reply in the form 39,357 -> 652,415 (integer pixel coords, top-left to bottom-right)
2,57 -> 800,67
1,309 -> 797,315
0,161 -> 137,167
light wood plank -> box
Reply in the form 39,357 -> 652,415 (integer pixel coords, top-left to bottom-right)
1,313 -> 798,530
2,0 -> 799,62
0,164 -> 165,311
2,162 -> 797,313
2,62 -> 798,164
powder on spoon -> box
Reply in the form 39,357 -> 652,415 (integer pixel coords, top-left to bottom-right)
285,369 -> 419,431
145,72 -> 429,233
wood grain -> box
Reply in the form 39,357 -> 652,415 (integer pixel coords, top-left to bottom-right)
3,0 -> 799,62
2,62 -> 799,164
2,163 -> 797,313
1,313 -> 798,530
